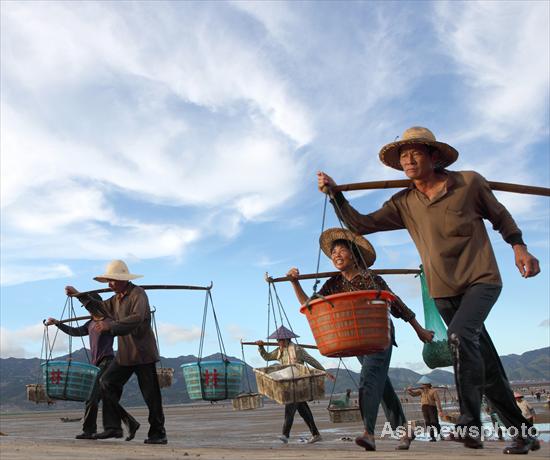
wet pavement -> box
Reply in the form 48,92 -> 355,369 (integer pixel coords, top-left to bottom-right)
1,400 -> 548,459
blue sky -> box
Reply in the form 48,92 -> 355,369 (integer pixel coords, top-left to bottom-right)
1,1 -> 549,374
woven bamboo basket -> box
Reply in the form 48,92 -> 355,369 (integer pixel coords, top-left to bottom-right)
411,419 -> 426,429
441,411 -> 460,424
156,367 -> 174,388
26,384 -> 51,404
253,364 -> 325,405
231,392 -> 264,411
328,406 -> 362,423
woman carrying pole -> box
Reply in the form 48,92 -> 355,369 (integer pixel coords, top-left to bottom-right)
287,228 -> 433,451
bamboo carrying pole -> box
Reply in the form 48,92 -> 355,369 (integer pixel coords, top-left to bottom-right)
266,268 -> 420,283
77,283 -> 213,296
58,315 -> 92,324
241,341 -> 318,350
332,179 -> 550,197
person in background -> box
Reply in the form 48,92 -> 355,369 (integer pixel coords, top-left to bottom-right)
65,259 -> 166,445
483,396 -> 505,441
514,392 -> 535,425
288,228 -> 433,452
407,376 -> 444,442
256,325 -> 333,444
45,292 -> 138,440
330,388 -> 352,408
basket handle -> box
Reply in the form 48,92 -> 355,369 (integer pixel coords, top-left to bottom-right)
305,293 -> 335,312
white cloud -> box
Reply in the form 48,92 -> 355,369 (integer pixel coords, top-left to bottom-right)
157,322 -> 202,345
0,324 -> 68,358
0,264 -> 73,287
434,2 -> 549,140
394,361 -> 431,374
225,324 -> 252,343
1,2 -> 314,285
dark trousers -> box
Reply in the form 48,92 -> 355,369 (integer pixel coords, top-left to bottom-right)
357,328 -> 406,435
421,404 -> 440,439
435,283 -> 531,432
282,402 -> 319,437
101,361 -> 165,439
82,356 -> 113,434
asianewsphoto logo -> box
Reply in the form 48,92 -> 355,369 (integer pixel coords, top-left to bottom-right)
380,422 -> 537,441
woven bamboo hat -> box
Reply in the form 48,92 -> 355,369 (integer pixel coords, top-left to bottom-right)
417,375 -> 433,385
268,325 -> 299,340
94,259 -> 143,283
320,228 -> 376,268
379,126 -> 459,170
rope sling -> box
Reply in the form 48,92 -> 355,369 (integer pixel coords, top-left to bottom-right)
195,288 -> 231,401
262,280 -> 323,404
41,297 -> 98,402
326,358 -> 362,423
150,307 -> 174,388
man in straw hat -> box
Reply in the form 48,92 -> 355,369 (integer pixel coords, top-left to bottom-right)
406,376 -> 444,442
255,325 -> 331,444
65,259 -> 167,445
288,228 -> 434,451
317,126 -> 541,454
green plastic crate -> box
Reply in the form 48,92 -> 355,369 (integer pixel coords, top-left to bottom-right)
181,360 -> 244,401
41,361 -> 99,402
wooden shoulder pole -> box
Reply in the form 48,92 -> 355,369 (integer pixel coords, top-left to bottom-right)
266,268 -> 420,283
78,282 -> 213,296
333,179 -> 550,197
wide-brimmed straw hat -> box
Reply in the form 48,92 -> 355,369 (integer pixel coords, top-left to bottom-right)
379,126 -> 459,170
268,325 -> 299,340
94,259 -> 143,283
417,375 -> 433,386
320,228 -> 376,268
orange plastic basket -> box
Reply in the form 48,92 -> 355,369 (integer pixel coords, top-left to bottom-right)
300,290 -> 394,357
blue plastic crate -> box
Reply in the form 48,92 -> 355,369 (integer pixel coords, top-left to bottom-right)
181,360 -> 244,401
41,361 -> 100,402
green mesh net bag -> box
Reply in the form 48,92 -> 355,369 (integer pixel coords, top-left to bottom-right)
420,266 -> 453,369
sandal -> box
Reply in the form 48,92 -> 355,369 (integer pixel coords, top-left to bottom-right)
396,434 -> 415,450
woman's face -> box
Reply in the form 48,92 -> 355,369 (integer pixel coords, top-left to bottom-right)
277,339 -> 289,349
331,243 -> 356,272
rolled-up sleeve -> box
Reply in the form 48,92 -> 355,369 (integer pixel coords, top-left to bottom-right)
331,191 -> 406,235
56,321 -> 90,337
474,173 -> 524,246
300,348 -> 325,371
258,346 -> 279,362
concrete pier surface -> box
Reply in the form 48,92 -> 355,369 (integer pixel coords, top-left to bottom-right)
1,401 -> 548,459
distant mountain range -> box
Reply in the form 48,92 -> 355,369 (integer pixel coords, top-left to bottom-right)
1,347 -> 548,412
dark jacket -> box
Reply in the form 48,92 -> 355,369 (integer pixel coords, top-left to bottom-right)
78,283 -> 159,366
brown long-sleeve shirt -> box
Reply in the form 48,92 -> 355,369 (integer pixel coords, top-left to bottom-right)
77,283 -> 159,366
409,387 -> 442,409
332,170 -> 523,298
